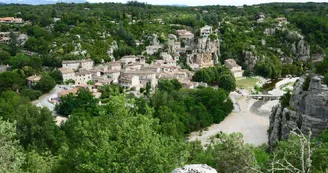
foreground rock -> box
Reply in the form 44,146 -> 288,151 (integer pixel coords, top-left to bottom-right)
172,164 -> 217,173
269,75 -> 328,146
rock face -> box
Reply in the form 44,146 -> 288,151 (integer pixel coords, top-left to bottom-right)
263,28 -> 276,36
172,164 -> 217,173
296,40 -> 311,61
244,51 -> 260,71
269,75 -> 328,146
187,37 -> 220,69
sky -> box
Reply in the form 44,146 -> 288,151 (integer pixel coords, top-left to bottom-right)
86,0 -> 328,6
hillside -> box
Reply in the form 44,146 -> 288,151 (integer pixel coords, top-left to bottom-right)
0,2 -> 328,173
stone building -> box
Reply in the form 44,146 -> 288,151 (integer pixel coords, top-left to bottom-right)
200,25 -> 212,37
0,17 -> 24,23
59,68 -> 75,82
62,59 -> 94,70
74,69 -> 92,85
26,75 -> 41,88
119,73 -> 140,90
224,59 -> 243,78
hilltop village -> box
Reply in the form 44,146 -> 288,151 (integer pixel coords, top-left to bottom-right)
1,2 -> 328,173
27,25 -> 241,98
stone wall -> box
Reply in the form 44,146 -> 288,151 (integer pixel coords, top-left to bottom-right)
269,75 -> 328,146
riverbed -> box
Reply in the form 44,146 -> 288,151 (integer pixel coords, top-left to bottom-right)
188,77 -> 299,146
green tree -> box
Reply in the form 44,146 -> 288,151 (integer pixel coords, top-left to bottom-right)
15,104 -> 62,153
35,74 -> 56,93
56,95 -> 189,173
0,118 -> 25,172
158,79 -> 182,93
218,74 -> 236,92
0,50 -> 11,64
56,89 -> 99,116
49,70 -> 63,84
255,61 -> 272,78
0,71 -> 25,92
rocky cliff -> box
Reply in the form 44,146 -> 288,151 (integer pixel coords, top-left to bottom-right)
243,50 -> 260,72
172,164 -> 217,173
187,37 -> 220,69
269,75 -> 328,146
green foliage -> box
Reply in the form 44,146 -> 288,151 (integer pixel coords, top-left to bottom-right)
56,89 -> 99,116
0,118 -> 25,173
253,145 -> 270,170
35,74 -> 56,93
23,151 -> 56,173
189,133 -> 256,172
218,74 -> 236,92
302,76 -> 311,91
56,95 -> 189,173
255,61 -> 272,78
99,84 -> 124,100
281,64 -> 302,77
280,91 -> 291,109
0,70 -> 25,92
0,50 -> 11,64
150,87 -> 233,136
158,79 -> 183,93
15,104 -> 62,153
49,70 -> 63,84
20,88 -> 42,101
193,66 -> 236,92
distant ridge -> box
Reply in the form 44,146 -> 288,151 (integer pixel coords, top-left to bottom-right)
0,0 -> 85,5
165,4 -> 188,7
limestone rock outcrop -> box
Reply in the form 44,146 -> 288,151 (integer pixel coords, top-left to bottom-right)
244,51 -> 260,71
187,37 -> 220,69
263,28 -> 276,36
172,164 -> 217,173
296,39 -> 311,61
269,75 -> 328,146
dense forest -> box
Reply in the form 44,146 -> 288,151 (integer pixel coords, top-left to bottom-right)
1,1 -> 328,172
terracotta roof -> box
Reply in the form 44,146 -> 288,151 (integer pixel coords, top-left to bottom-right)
59,67 -> 74,74
27,75 -> 41,82
224,59 -> 241,68
58,88 -> 79,97
62,59 -> 93,64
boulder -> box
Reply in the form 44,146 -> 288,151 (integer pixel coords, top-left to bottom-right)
172,164 -> 217,173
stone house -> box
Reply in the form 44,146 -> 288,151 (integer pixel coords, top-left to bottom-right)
27,75 -> 41,88
107,61 -> 122,71
0,65 -> 11,73
125,71 -> 158,89
59,68 -> 75,82
176,30 -> 194,40
104,70 -> 121,84
224,59 -> 244,78
74,69 -> 92,85
200,25 -> 212,37
62,59 -> 94,70
142,64 -> 162,73
119,73 -> 140,90
276,17 -> 288,27
146,45 -> 162,55
0,17 -> 24,23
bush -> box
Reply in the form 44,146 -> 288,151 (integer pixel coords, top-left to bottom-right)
302,76 -> 311,91
20,88 -> 42,101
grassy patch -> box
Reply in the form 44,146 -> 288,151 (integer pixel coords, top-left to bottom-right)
236,77 -> 259,89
